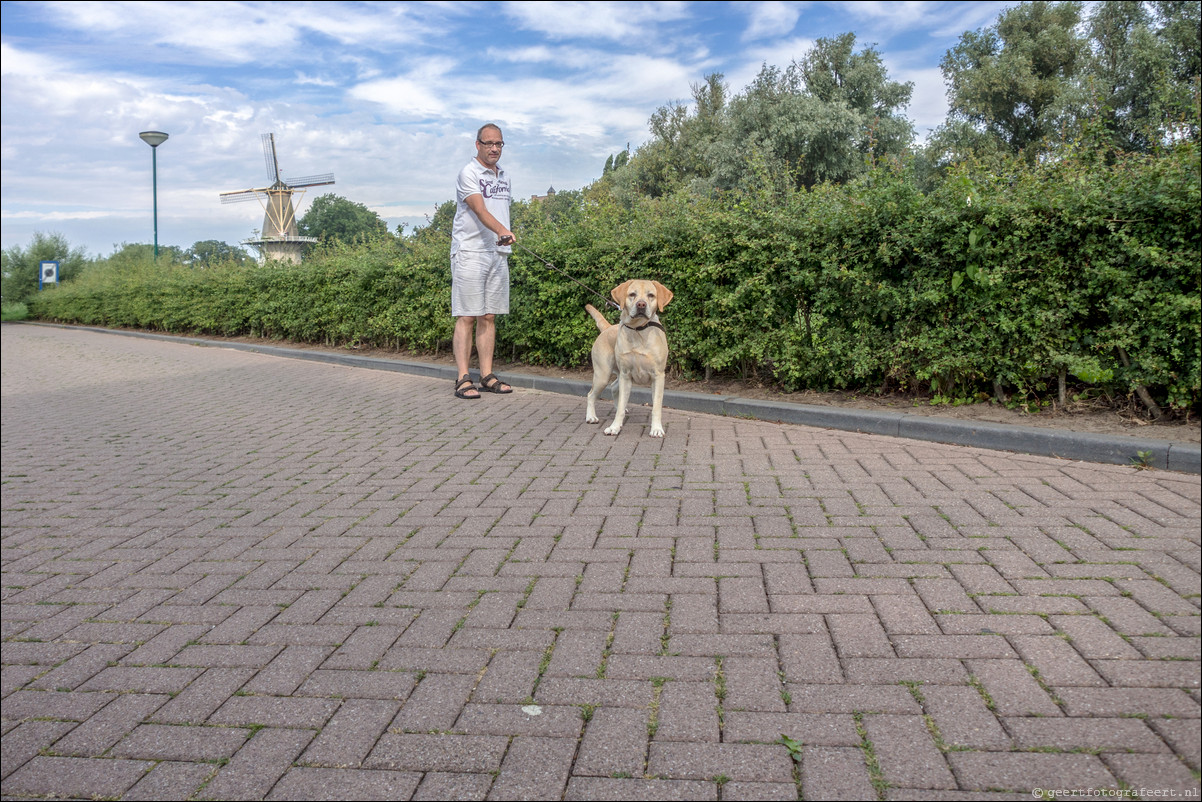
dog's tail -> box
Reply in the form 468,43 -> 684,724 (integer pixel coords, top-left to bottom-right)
585,304 -> 612,332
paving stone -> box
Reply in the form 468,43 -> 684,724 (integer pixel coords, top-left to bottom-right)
720,781 -> 799,800
1090,659 -> 1201,689
471,650 -> 543,703
2,689 -> 116,722
604,654 -> 717,681
174,644 -> 284,668
411,771 -> 495,800
892,634 -> 1017,659
295,668 -> 418,701
1104,754 -> 1201,795
802,745 -> 876,801
1049,615 -> 1142,659
777,633 -> 843,684
455,703 -> 584,738
934,613 -> 1054,635
268,767 -> 422,800
1055,687 -> 1200,717
545,629 -> 608,678
1151,718 -> 1202,770
965,659 -> 1062,717
1005,717 -> 1170,752
863,714 -> 956,790
78,665 -> 205,696
3,755 -> 154,798
376,645 -> 490,673
920,686 -> 1010,749
948,752 -> 1119,793
843,658 -> 969,685
786,684 -> 921,714
913,578 -> 979,614
365,732 -> 509,772
575,706 -> 649,777
207,695 -> 340,728
564,777 -> 717,800
722,656 -> 787,712
723,711 -> 858,746
873,594 -> 941,635
1086,596 -> 1176,635
110,722 -> 250,761
536,677 -> 655,709
654,680 -> 720,742
122,761 -> 217,801
647,741 -> 795,782
487,735 -> 575,800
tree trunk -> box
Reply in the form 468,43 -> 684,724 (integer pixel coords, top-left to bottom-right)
1116,347 -> 1163,419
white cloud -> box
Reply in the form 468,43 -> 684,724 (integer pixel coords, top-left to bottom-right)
742,1 -> 803,42
503,1 -> 691,42
840,1 -> 1011,40
34,1 -> 432,65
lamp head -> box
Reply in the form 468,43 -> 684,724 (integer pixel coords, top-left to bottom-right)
139,131 -> 169,148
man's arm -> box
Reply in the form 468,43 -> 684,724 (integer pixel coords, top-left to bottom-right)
464,194 -> 515,246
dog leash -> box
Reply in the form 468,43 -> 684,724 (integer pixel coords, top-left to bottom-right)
506,239 -> 621,311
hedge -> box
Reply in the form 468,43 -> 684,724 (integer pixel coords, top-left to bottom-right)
30,140 -> 1200,414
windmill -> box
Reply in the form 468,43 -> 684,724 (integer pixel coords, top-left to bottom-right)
220,133 -> 334,263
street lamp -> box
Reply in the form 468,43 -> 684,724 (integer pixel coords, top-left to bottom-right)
139,131 -> 169,260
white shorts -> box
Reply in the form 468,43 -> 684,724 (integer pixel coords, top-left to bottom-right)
451,250 -> 509,317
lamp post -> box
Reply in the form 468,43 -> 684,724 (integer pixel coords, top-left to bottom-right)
139,131 -> 169,260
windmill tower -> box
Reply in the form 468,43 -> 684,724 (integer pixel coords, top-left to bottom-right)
220,133 -> 334,263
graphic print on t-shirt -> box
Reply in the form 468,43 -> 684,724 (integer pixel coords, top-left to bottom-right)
479,176 -> 510,201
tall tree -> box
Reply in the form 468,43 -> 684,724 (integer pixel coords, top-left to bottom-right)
933,1 -> 1087,161
1149,0 -> 1201,142
710,33 -> 913,191
612,73 -> 727,199
298,194 -> 390,243
1082,1 -> 1175,152
187,240 -> 251,267
798,32 -> 915,161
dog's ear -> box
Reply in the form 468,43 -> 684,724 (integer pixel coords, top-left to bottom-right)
653,282 -> 673,310
611,281 -> 632,306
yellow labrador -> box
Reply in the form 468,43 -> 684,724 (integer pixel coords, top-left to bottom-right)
585,280 -> 673,437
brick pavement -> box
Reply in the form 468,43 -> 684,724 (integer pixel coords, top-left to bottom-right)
2,324 -> 1199,801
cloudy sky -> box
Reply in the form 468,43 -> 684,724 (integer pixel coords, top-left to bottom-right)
1,0 -> 1011,257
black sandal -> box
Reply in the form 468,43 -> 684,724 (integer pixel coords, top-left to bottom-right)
480,373 -> 512,394
455,375 -> 481,399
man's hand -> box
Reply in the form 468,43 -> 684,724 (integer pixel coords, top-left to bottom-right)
497,234 -> 515,247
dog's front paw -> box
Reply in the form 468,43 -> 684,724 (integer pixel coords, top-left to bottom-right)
649,425 -> 665,438
586,414 -> 599,424
603,423 -> 622,436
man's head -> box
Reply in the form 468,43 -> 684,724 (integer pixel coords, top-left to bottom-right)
475,124 -> 504,169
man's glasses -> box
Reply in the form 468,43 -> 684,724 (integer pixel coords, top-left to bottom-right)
478,140 -> 505,148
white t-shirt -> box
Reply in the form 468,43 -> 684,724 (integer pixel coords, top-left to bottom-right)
450,158 -> 512,255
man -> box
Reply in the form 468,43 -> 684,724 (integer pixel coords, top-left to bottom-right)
450,123 -> 515,399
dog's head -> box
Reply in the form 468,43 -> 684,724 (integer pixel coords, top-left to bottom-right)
611,280 -> 673,321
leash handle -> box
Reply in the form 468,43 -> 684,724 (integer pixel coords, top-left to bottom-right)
512,241 -> 620,310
